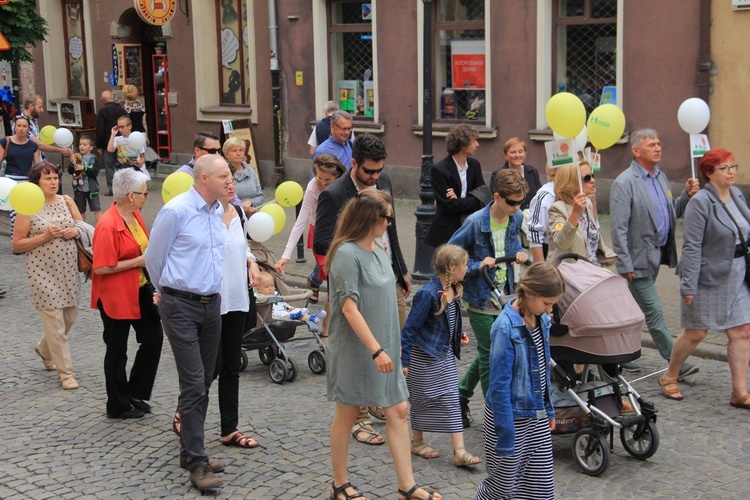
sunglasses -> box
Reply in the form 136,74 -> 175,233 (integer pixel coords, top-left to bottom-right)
200,147 -> 221,155
582,173 -> 595,183
502,196 -> 524,207
361,165 -> 384,176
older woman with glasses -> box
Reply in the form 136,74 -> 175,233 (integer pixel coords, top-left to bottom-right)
91,168 -> 163,418
222,136 -> 262,216
661,149 -> 750,409
546,161 -> 616,267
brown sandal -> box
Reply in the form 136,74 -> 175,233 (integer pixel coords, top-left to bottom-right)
411,441 -> 440,459
453,447 -> 481,467
351,421 -> 384,445
659,374 -> 684,401
222,431 -> 259,448
730,392 -> 750,409
172,410 -> 181,436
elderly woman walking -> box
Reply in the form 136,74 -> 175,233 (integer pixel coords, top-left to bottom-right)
91,169 -> 163,418
662,148 -> 750,409
12,162 -> 83,390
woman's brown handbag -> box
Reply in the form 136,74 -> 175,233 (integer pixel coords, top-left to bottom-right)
75,239 -> 93,272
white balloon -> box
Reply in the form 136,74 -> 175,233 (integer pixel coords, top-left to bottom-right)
127,131 -> 147,151
53,128 -> 74,148
554,126 -> 588,155
246,212 -> 275,242
677,98 -> 710,134
0,177 -> 18,211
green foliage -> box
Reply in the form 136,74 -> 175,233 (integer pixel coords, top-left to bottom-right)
0,0 -> 49,64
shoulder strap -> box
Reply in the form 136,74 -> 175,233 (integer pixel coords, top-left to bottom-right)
706,189 -> 748,252
232,203 -> 245,231
1,137 -> 9,163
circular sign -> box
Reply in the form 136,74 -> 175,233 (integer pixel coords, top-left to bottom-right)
134,0 -> 177,26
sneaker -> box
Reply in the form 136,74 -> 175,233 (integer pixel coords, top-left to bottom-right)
678,362 -> 699,381
189,464 -> 223,491
310,310 -> 327,325
289,310 -> 303,321
180,453 -> 225,473
620,362 -> 640,372
460,397 -> 472,428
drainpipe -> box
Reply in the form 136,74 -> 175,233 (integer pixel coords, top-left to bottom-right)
268,0 -> 283,183
696,0 -> 711,101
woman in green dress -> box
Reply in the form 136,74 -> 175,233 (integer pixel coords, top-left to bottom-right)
325,190 -> 441,500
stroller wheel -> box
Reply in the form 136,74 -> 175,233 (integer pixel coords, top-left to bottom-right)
239,350 -> 248,372
572,428 -> 610,476
620,420 -> 659,460
259,346 -> 276,365
269,359 -> 288,384
308,350 -> 326,374
286,358 -> 299,382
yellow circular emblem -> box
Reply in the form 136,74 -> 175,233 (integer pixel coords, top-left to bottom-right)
134,0 -> 177,26
554,222 -> 564,231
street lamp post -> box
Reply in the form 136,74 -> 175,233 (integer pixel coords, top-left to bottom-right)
412,0 -> 436,281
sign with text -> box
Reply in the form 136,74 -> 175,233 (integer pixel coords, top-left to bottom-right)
451,40 -> 485,89
545,139 -> 577,169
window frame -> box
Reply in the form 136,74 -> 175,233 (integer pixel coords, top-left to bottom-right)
61,0 -> 89,98
533,0 -> 623,135
215,0 -> 249,107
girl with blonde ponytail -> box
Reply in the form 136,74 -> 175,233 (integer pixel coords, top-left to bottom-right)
400,244 -> 481,468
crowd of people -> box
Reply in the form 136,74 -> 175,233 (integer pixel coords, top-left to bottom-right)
3,93 -> 750,498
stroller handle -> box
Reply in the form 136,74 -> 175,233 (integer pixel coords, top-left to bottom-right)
480,256 -> 519,290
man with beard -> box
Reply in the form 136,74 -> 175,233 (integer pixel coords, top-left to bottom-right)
14,95 -> 73,162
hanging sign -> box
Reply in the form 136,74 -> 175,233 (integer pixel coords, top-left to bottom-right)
134,0 -> 177,26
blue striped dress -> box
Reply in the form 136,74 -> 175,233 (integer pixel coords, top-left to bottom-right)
475,323 -> 554,500
406,300 -> 463,434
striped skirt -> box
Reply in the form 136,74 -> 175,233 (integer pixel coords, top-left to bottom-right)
475,406 -> 554,500
406,347 -> 463,434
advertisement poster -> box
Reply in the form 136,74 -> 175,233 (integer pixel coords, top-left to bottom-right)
545,139 -> 577,169
451,40 -> 485,89
690,133 -> 710,159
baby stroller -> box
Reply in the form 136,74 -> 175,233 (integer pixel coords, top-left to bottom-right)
548,254 -> 659,476
481,255 -> 660,476
238,240 -> 328,384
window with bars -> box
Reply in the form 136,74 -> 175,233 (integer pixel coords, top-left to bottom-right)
435,0 -> 486,122
328,1 -> 375,118
216,0 -> 251,105
553,0 -> 617,114
62,0 -> 88,97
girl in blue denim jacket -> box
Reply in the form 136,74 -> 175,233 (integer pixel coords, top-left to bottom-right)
476,262 -> 565,500
401,244 -> 481,468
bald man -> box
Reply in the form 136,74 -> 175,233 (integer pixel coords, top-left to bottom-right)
96,91 -> 127,195
145,155 -> 234,491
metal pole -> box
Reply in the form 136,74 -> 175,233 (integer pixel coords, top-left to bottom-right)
268,0 -> 283,183
295,203 -> 306,263
412,0 -> 436,281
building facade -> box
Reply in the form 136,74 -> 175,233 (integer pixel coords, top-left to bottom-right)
22,0 -> 747,194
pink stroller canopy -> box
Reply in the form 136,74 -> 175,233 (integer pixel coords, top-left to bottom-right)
551,258 -> 645,358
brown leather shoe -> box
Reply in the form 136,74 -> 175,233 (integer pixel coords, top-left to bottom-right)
180,453 -> 224,473
190,464 -> 222,491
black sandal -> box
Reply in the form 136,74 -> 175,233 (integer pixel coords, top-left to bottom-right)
398,484 -> 438,500
330,481 -> 365,500
309,284 -> 320,303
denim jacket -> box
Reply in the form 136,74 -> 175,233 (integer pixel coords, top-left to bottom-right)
487,299 -> 555,456
400,276 -> 462,368
448,202 -> 523,309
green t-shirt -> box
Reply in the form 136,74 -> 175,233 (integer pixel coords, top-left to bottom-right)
490,216 -> 509,285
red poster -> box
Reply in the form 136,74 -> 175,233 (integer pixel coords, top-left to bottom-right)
452,54 -> 485,89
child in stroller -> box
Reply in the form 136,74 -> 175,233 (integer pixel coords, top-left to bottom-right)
255,271 -> 326,327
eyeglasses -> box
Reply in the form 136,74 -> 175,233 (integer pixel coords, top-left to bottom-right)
333,124 -> 353,132
131,190 -> 149,197
200,147 -> 221,155
381,214 -> 394,223
501,196 -> 524,207
582,173 -> 595,183
231,178 -> 238,185
713,164 -> 739,173
360,165 -> 384,176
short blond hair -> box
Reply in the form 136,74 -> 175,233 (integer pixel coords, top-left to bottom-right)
222,136 -> 246,156
122,84 -> 139,101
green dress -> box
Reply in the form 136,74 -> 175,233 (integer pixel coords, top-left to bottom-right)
326,241 -> 408,407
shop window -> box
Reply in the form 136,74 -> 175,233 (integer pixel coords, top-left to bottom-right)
435,0 -> 486,122
328,1 -> 375,119
553,0 -> 617,114
217,0 -> 251,105
62,0 -> 88,97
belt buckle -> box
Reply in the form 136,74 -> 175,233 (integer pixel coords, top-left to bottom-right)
199,295 -> 212,304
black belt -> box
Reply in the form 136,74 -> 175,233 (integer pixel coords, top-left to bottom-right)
162,286 -> 218,304
734,244 -> 747,259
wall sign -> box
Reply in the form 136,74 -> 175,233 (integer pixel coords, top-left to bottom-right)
134,0 -> 177,26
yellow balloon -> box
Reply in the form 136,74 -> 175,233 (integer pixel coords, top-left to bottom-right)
275,181 -> 304,207
260,203 -> 287,235
587,104 -> 626,151
162,171 -> 194,203
545,92 -> 586,139
39,125 -> 57,145
8,182 -> 45,216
